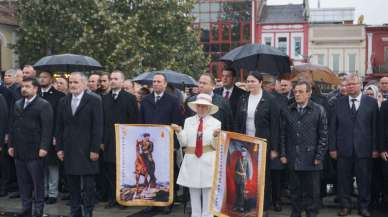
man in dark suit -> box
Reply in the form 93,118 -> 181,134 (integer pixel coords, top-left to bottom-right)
140,73 -> 183,213
280,81 -> 328,217
4,69 -> 22,100
214,67 -> 246,115
56,72 -> 103,217
0,93 -> 9,197
102,70 -> 138,208
186,73 -> 233,131
330,74 -> 379,217
38,71 -> 65,204
380,99 -> 388,208
8,77 -> 53,217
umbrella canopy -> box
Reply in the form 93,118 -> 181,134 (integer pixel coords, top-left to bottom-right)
291,63 -> 340,85
220,44 -> 291,76
132,69 -> 197,89
33,53 -> 103,72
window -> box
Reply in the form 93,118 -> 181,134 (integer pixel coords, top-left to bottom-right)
317,54 -> 324,65
348,54 -> 356,73
385,47 -> 388,63
332,54 -> 340,72
277,37 -> 287,54
294,37 -> 302,56
264,37 -> 272,46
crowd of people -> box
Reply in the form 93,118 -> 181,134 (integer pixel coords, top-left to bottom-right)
0,65 -> 387,217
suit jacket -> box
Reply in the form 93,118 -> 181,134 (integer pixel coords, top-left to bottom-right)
56,91 -> 103,175
379,100 -> 388,152
214,85 -> 247,115
0,94 -> 8,149
186,93 -> 233,131
234,91 -> 280,152
102,90 -> 138,163
9,96 -> 53,161
8,83 -> 22,101
329,95 -> 378,158
38,87 -> 65,165
280,101 -> 328,171
140,92 -> 183,125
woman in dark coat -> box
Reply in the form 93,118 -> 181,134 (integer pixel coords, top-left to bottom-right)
234,71 -> 280,216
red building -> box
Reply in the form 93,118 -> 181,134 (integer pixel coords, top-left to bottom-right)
192,0 -> 255,77
366,26 -> 388,78
256,1 -> 309,65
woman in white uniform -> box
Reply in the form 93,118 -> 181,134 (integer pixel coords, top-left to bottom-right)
171,93 -> 221,217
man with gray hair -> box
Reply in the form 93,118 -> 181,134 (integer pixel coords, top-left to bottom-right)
56,72 -> 103,217
4,69 -> 22,100
330,74 -> 378,217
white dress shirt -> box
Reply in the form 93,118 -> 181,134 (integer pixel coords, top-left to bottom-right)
246,92 -> 263,136
71,91 -> 84,114
154,92 -> 164,103
349,93 -> 362,111
24,95 -> 37,109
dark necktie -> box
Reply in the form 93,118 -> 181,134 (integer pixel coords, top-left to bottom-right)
351,98 -> 357,114
23,100 -> 29,109
195,117 -> 204,158
112,92 -> 118,100
224,90 -> 230,100
298,107 -> 304,115
155,95 -> 160,103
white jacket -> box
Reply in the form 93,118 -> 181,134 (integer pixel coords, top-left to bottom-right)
176,115 -> 221,188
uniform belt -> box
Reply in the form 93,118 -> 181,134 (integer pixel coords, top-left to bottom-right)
184,145 -> 215,154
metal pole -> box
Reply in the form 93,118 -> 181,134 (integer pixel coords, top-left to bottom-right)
251,0 -> 256,44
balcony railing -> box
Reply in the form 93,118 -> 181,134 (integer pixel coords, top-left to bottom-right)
373,64 -> 388,73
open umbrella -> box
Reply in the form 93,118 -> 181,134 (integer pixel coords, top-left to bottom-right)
291,63 -> 340,85
132,69 -> 197,89
33,53 -> 103,72
220,44 -> 291,76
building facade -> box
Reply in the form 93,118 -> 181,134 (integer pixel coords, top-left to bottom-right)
0,1 -> 18,71
365,26 -> 388,76
257,2 -> 309,64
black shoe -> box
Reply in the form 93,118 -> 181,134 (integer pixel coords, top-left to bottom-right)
142,206 -> 158,213
0,190 -> 7,197
9,192 -> 20,199
290,212 -> 302,217
306,211 -> 317,217
61,194 -> 70,200
33,209 -> 44,217
162,205 -> 173,214
104,201 -> 117,209
45,197 -> 57,204
358,209 -> 371,217
273,202 -> 282,212
17,208 -> 32,217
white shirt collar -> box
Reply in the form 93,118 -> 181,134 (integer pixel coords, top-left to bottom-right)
41,86 -> 52,93
72,91 -> 85,100
154,91 -> 164,98
112,89 -> 121,95
223,86 -> 234,93
25,95 -> 37,104
349,93 -> 362,102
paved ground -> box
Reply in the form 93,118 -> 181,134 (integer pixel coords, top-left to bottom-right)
0,196 -> 386,217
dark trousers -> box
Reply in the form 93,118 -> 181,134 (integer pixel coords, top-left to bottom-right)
1,145 -> 17,192
95,151 -> 107,199
337,157 -> 371,209
67,175 -> 96,217
103,162 -> 116,203
371,158 -> 384,204
14,158 -> 45,212
289,170 -> 320,214
271,170 -> 283,205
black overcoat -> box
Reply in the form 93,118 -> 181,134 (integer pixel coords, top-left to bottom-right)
56,91 -> 103,175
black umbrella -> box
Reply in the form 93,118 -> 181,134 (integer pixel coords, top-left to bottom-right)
220,44 -> 291,76
132,69 -> 197,89
33,53 -> 103,72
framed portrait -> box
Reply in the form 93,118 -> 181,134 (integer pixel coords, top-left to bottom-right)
115,124 -> 174,206
210,132 -> 267,217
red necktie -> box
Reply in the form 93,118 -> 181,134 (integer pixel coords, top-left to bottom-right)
224,91 -> 230,100
195,117 -> 203,158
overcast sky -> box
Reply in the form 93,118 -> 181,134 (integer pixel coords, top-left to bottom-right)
266,0 -> 388,25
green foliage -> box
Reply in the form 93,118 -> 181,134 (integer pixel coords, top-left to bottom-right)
14,0 -> 208,78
